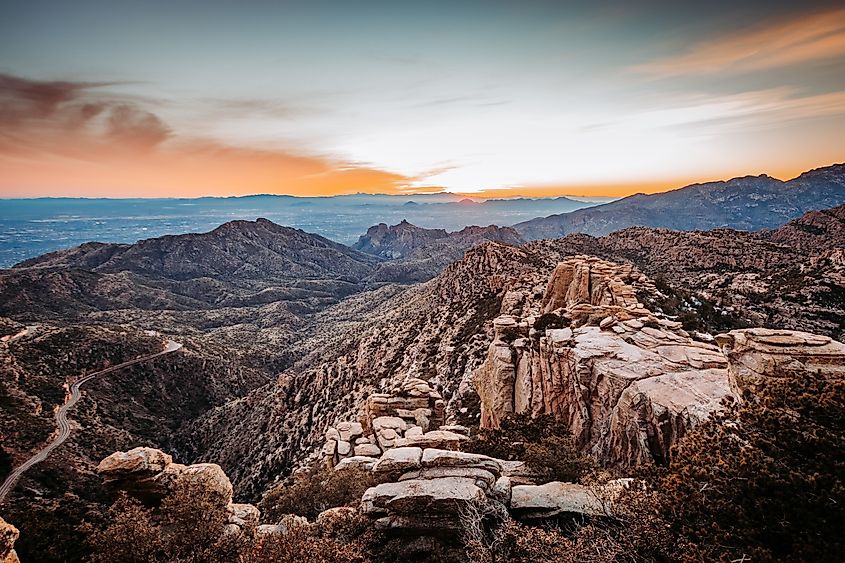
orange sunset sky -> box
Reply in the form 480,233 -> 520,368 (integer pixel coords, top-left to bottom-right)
1,1 -> 844,198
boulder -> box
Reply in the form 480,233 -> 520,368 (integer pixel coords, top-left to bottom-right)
362,477 -> 486,516
353,443 -> 382,457
373,416 -> 408,432
491,476 -> 512,505
499,460 -> 547,486
227,503 -> 260,529
335,456 -> 378,472
336,421 -> 364,442
257,515 -> 309,536
510,482 -> 607,519
96,447 -> 172,478
394,430 -> 468,450
438,425 -> 470,436
337,440 -> 352,456
178,463 -> 234,507
373,447 -> 423,473
399,466 -> 497,490
421,449 -> 501,477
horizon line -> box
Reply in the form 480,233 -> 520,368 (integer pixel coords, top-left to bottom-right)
0,161 -> 840,201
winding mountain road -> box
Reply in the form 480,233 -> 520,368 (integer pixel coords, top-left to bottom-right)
0,339 -> 182,503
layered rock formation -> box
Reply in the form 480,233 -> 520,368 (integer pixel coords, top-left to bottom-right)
322,377 -> 448,466
473,256 -> 733,468
716,328 -> 845,396
472,254 -> 845,472
357,442 -> 619,533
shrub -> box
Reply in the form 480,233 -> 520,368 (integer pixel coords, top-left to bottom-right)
524,435 -> 594,483
643,368 -> 845,562
250,521 -> 367,563
465,413 -> 593,483
86,481 -> 252,563
261,465 -> 376,521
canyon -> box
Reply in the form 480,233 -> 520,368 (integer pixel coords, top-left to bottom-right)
0,198 -> 843,561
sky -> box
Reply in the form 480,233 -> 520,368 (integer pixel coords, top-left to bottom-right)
1,0 -> 844,198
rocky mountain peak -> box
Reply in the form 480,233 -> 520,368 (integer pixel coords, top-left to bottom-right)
353,221 -> 450,259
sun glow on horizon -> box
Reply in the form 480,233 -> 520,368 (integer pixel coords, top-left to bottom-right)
1,2 -> 844,198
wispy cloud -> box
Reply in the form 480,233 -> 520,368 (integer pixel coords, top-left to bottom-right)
634,7 -> 845,76
0,73 -> 411,197
625,87 -> 845,131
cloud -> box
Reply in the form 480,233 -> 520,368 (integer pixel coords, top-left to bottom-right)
0,73 -> 114,131
105,104 -> 171,150
0,73 -> 171,155
623,87 -> 845,132
634,7 -> 845,76
0,73 -> 413,197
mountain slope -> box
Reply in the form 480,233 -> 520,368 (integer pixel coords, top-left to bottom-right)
354,220 -> 523,259
515,163 -> 845,239
763,203 -> 845,251
356,221 -> 525,282
526,205 -> 845,338
19,218 -> 379,281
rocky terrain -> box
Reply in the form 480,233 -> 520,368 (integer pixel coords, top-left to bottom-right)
530,204 -> 845,339
0,200 -> 843,561
515,162 -> 845,239
355,221 -> 523,282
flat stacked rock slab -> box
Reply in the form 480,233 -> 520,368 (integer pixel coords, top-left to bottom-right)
716,328 -> 845,396
362,448 -> 505,532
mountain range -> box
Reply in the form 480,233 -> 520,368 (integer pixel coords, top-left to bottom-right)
515,163 -> 845,239
1,165 -> 845,562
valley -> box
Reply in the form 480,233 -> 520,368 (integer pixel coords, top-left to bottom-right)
0,169 -> 843,562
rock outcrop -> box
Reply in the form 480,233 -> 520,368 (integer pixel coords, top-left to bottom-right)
473,257 -> 734,469
0,518 -> 19,563
322,377 -> 447,467
355,443 -> 625,534
97,447 -> 254,533
540,256 -> 648,314
362,447 -> 506,532
716,328 -> 845,396
475,315 -> 732,468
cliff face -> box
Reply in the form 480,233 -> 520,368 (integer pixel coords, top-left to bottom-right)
472,256 -> 734,469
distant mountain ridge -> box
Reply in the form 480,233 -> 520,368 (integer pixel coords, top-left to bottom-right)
353,219 -> 523,259
18,218 -> 378,281
354,220 -> 525,282
515,163 -> 845,239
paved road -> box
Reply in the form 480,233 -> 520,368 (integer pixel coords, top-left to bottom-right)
0,339 -> 182,503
